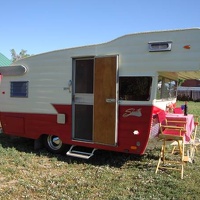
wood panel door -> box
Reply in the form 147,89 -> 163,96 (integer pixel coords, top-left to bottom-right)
93,56 -> 118,145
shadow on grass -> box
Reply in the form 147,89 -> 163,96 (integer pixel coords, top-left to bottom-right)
0,133 -> 153,169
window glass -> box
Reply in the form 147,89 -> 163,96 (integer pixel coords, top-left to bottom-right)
157,76 -> 177,100
119,77 -> 152,101
10,81 -> 28,97
75,59 -> 94,93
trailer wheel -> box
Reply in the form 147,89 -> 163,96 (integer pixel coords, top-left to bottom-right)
44,135 -> 66,154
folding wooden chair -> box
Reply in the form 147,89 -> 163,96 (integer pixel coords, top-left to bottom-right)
192,116 -> 199,147
171,115 -> 199,162
187,115 -> 199,162
155,110 -> 188,179
168,118 -> 187,155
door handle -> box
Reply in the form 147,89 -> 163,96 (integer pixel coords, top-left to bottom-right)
106,98 -> 116,103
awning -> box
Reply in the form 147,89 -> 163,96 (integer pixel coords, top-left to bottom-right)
159,71 -> 200,80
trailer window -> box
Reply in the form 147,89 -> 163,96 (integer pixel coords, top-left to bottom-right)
148,41 -> 172,52
10,81 -> 28,97
119,77 -> 152,101
157,77 -> 177,100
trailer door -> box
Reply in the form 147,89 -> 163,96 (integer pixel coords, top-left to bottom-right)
72,56 -> 118,146
93,56 -> 118,145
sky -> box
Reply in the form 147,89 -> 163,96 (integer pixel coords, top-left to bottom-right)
1,0 -> 200,59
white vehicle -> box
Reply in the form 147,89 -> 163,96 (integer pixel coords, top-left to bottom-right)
0,28 -> 200,159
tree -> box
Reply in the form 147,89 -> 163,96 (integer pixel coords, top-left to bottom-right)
10,49 -> 31,62
178,79 -> 184,86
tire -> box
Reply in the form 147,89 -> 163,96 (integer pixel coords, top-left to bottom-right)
44,135 -> 67,154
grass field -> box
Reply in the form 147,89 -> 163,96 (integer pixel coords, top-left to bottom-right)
0,101 -> 199,199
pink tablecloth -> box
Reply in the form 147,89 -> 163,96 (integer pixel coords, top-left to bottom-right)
166,113 -> 195,142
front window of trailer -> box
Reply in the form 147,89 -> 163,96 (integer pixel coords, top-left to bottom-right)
119,76 -> 152,101
157,76 -> 177,100
10,81 -> 29,97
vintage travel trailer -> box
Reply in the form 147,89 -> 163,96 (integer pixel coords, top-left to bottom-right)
0,28 -> 200,159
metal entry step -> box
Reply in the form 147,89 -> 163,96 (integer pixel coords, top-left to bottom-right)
66,145 -> 97,159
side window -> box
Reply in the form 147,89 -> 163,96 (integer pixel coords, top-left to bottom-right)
148,41 -> 172,52
10,81 -> 29,98
157,76 -> 177,100
119,77 -> 152,101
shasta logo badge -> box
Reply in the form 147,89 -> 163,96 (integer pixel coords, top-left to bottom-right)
123,108 -> 142,117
